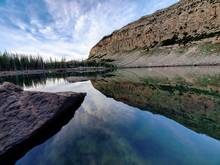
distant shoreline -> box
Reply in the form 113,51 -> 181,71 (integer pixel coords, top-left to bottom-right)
0,67 -> 110,77
119,63 -> 220,69
1,64 -> 220,77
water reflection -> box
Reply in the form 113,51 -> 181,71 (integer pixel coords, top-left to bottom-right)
16,80 -> 220,165
0,71 -> 108,88
0,67 -> 219,164
92,67 -> 220,140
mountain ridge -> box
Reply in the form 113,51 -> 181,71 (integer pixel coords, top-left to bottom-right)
88,0 -> 220,67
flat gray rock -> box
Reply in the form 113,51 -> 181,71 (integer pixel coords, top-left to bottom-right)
66,76 -> 97,83
0,82 -> 86,164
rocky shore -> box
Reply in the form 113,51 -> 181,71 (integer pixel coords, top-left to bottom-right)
0,82 -> 86,164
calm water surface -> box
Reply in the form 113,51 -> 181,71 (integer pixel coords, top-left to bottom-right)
1,67 -> 220,165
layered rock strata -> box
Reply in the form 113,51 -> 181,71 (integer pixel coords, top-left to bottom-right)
89,0 -> 220,67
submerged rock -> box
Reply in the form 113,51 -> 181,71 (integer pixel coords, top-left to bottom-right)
66,76 -> 98,83
0,82 -> 86,164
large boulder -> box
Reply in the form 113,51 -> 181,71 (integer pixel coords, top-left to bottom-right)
0,82 -> 86,164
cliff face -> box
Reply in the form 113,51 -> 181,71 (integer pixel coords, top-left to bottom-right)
89,0 -> 220,67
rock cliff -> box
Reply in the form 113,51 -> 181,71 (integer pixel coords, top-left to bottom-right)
89,0 -> 220,67
0,82 -> 86,164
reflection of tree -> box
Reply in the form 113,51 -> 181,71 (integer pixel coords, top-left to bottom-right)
0,71 -> 108,88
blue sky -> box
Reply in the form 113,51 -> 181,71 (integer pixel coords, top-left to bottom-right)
0,0 -> 178,60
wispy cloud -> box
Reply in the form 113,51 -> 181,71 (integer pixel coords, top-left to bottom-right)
0,0 -> 178,60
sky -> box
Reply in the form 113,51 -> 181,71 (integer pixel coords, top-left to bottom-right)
0,0 -> 178,60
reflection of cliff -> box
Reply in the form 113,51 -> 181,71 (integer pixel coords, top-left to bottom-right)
17,81 -> 220,165
91,68 -> 220,140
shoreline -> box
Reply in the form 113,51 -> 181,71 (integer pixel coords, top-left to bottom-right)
1,64 -> 220,78
118,63 -> 220,69
0,67 -> 111,77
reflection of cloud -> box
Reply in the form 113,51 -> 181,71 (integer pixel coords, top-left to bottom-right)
17,80 -> 220,165
0,0 -> 178,60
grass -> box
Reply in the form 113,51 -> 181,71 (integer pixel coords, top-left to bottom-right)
143,47 -> 170,56
199,43 -> 220,54
195,74 -> 220,87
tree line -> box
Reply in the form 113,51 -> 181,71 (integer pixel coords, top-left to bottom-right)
0,52 -> 112,71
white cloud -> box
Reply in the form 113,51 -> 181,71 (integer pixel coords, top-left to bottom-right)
0,0 -> 178,60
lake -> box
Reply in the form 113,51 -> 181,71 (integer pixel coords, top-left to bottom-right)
1,67 -> 220,165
